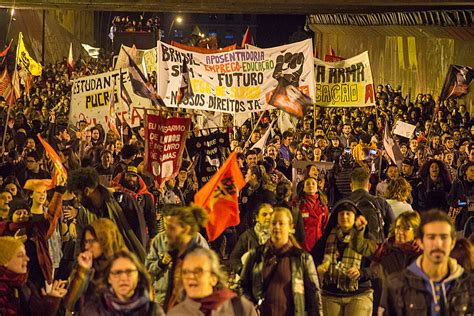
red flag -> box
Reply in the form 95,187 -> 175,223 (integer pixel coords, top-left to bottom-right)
0,39 -> 12,58
241,27 -> 253,48
0,68 -> 13,105
37,134 -> 68,180
194,152 -> 246,241
67,42 -> 74,77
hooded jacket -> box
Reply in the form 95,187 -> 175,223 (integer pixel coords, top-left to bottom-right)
385,256 -> 474,316
113,173 -> 157,238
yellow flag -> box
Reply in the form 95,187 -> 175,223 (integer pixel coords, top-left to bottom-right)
17,32 -> 42,76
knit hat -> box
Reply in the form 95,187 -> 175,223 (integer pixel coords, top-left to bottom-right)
0,236 -> 24,265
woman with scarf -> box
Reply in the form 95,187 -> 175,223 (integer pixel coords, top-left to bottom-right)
0,236 -> 67,316
83,250 -> 164,316
168,248 -> 256,316
415,159 -> 452,212
64,218 -> 128,313
350,211 -> 422,316
317,201 -> 375,316
240,207 -> 322,316
294,177 -> 329,253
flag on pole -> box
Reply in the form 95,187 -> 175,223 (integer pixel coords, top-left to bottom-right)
67,42 -> 74,77
194,152 -> 246,241
106,82 -> 120,137
440,65 -> 474,100
241,27 -> 254,48
81,43 -> 100,59
277,110 -> 295,133
11,68 -> 20,100
383,124 -> 404,168
251,120 -> 275,151
17,32 -> 42,76
0,68 -> 13,105
0,39 -> 12,58
120,79 -> 133,111
124,49 -> 164,107
177,58 -> 194,105
37,134 -> 68,180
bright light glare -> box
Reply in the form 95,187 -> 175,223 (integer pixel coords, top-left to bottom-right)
176,17 -> 183,23
11,8 -> 15,16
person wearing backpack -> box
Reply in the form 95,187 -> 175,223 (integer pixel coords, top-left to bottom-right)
347,167 -> 395,243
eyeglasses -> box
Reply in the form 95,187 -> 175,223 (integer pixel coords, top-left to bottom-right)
182,268 -> 212,278
109,269 -> 138,278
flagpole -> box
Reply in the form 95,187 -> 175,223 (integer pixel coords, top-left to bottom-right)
1,35 -> 20,155
245,110 -> 266,148
118,74 -> 124,145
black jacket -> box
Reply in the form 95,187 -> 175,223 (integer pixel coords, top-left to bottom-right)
385,260 -> 474,316
229,228 -> 260,273
346,189 -> 395,242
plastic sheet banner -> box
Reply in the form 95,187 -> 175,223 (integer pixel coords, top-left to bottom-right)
70,69 -> 152,128
157,39 -> 315,113
314,51 -> 375,107
145,113 -> 191,186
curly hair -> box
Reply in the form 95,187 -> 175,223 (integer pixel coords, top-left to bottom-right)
418,159 -> 452,188
385,178 -> 412,202
66,167 -> 99,192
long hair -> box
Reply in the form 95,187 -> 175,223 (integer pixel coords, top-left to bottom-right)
272,207 -> 301,249
418,159 -> 451,187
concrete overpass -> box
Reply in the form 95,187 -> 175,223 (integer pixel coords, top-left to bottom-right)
0,0 -> 473,14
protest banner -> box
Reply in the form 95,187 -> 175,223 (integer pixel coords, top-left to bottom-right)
157,39 -> 315,113
70,69 -> 152,128
292,160 -> 334,197
144,113 -> 191,187
314,51 -> 375,107
393,120 -> 417,139
187,132 -> 230,187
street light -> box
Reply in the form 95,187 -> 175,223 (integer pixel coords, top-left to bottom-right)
167,16 -> 183,40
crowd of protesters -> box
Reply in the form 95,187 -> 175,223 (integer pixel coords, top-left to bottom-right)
0,48 -> 473,316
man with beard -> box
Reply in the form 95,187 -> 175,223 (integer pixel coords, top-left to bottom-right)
66,167 -> 146,261
112,165 -> 157,239
157,206 -> 209,312
385,211 -> 474,315
83,127 -> 104,166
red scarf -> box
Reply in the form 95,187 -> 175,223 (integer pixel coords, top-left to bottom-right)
0,267 -> 28,316
193,287 -> 236,316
